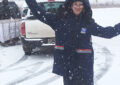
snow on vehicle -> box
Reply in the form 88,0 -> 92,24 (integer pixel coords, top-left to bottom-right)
0,1 -> 21,45
20,0 -> 64,55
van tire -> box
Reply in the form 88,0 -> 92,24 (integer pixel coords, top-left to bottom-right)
25,51 -> 31,55
23,46 -> 32,55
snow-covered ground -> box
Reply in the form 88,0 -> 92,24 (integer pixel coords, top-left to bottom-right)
0,43 -> 112,85
0,8 -> 120,85
92,8 -> 120,85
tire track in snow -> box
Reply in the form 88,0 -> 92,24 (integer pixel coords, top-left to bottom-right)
36,75 -> 60,85
7,65 -> 52,85
0,62 -> 43,72
94,44 -> 113,83
0,55 -> 28,72
96,48 -> 113,80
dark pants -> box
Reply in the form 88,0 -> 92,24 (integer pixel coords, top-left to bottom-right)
63,76 -> 81,85
63,75 -> 94,85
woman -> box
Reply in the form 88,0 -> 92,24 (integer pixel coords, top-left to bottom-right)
25,0 -> 120,85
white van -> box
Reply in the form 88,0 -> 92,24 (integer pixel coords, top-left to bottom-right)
21,0 -> 64,55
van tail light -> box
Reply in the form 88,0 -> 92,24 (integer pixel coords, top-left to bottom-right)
21,22 -> 26,36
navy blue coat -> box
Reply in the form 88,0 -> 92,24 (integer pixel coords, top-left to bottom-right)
26,0 -> 120,84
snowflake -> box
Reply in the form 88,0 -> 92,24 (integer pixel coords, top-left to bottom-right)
37,11 -> 41,14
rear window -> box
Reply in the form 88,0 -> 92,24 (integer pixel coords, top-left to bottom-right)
22,2 -> 64,18
38,2 -> 64,13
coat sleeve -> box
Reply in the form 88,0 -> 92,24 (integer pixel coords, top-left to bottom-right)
90,20 -> 120,38
25,0 -> 56,30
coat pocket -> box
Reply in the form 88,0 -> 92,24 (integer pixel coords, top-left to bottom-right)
75,48 -> 93,63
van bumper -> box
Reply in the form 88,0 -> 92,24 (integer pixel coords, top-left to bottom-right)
20,37 -> 55,48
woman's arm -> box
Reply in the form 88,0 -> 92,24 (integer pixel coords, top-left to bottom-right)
25,0 -> 56,30
90,20 -> 120,38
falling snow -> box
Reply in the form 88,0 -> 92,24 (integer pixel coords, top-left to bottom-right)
0,3 -> 120,85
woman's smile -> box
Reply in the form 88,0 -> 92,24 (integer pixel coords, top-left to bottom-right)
72,1 -> 84,16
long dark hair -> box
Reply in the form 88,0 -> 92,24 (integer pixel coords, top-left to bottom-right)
2,0 -> 8,5
56,3 -> 73,19
56,1 -> 93,24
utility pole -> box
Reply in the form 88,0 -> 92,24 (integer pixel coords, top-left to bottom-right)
112,0 -> 114,5
96,0 -> 98,3
96,0 -> 98,6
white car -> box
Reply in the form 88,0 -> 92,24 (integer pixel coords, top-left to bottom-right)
20,0 -> 64,55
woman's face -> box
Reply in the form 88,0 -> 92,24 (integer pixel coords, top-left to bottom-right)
71,1 -> 84,16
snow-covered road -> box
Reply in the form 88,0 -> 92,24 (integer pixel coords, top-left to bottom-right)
0,8 -> 120,85
0,44 -> 113,85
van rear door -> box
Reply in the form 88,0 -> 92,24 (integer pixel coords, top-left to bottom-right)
24,2 -> 64,39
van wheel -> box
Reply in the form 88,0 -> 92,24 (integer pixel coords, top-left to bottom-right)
23,46 -> 32,55
25,51 -> 31,55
